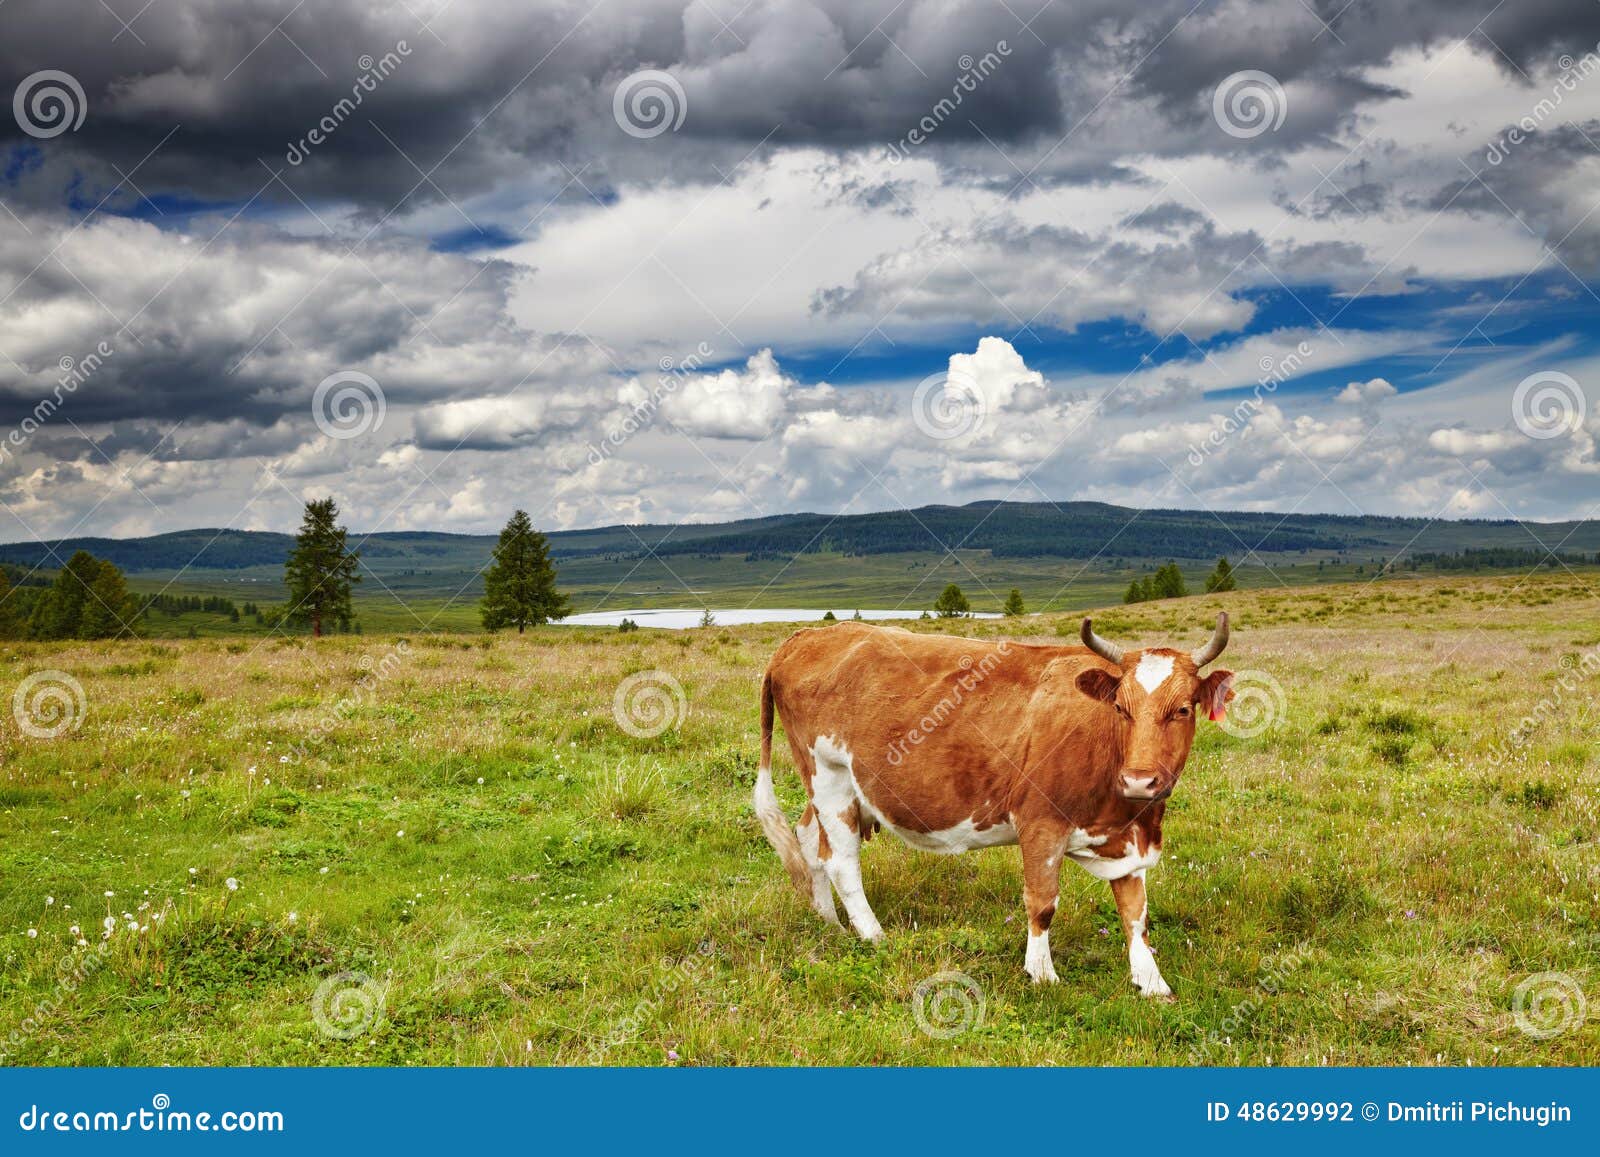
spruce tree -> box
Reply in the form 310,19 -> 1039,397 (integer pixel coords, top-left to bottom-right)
1003,588 -> 1025,616
79,561 -> 138,639
1124,579 -> 1145,605
480,509 -> 570,633
284,497 -> 360,637
1204,556 -> 1237,593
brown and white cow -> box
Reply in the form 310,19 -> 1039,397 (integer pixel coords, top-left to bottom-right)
754,614 -> 1234,997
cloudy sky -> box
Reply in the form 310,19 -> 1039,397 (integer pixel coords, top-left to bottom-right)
2,0 -> 1599,541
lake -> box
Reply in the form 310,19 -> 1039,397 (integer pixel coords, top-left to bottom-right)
555,608 -> 1003,629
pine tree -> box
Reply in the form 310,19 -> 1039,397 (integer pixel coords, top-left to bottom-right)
1123,579 -> 1145,605
480,509 -> 570,633
1003,588 -> 1025,616
1204,556 -> 1238,593
934,583 -> 970,618
284,497 -> 360,638
79,561 -> 138,639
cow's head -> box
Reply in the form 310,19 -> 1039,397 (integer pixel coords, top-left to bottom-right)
1074,613 -> 1234,802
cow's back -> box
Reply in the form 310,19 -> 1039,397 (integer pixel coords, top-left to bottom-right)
765,623 -> 1054,832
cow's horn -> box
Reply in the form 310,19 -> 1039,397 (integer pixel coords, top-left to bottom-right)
1191,612 -> 1230,667
1080,618 -> 1125,666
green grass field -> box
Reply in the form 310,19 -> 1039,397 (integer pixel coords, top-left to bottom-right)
2,572 -> 1597,1065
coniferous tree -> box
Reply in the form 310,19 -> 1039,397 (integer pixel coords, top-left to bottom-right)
480,509 -> 570,633
1003,588 -> 1025,616
934,583 -> 970,618
79,562 -> 139,639
1204,556 -> 1237,593
0,570 -> 24,639
1124,579 -> 1145,605
1152,562 -> 1187,599
284,498 -> 360,638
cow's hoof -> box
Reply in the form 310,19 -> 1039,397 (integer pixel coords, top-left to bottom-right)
1134,978 -> 1174,1000
1024,956 -> 1058,984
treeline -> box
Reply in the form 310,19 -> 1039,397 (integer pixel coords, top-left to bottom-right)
621,504 -> 1346,562
1406,548 -> 1595,572
0,550 -> 140,640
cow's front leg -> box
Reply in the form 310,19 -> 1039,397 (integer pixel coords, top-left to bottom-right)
1019,826 -> 1066,984
1110,872 -> 1171,999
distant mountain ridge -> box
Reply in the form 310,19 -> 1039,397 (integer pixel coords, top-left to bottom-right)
2,501 -> 1597,574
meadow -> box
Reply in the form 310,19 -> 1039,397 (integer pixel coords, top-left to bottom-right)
1,571 -> 1596,1066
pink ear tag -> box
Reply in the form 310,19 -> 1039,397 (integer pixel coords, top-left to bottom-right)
1209,705 -> 1226,722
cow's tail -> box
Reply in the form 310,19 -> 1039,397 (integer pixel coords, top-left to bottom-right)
755,670 -> 811,898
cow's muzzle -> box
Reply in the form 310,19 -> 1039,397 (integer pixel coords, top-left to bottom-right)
1120,773 -> 1171,801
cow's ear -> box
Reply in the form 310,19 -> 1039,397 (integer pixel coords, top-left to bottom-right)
1197,670 -> 1235,722
1075,668 -> 1120,705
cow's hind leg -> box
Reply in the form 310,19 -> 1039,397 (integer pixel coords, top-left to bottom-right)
795,804 -> 841,926
1111,872 -> 1172,999
810,745 -> 883,942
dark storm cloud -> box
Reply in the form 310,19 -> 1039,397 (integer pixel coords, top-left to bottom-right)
14,0 -> 1596,220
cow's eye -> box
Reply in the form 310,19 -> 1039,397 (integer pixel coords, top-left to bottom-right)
1172,705 -> 1192,720
1114,702 -> 1132,720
